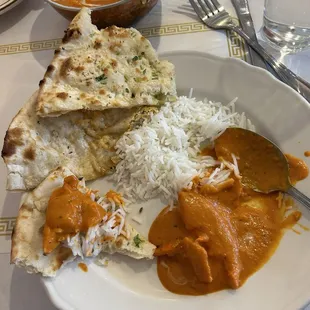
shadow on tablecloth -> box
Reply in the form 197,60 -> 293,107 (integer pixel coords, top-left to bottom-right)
10,267 -> 57,310
172,2 -> 197,20
0,0 -> 43,35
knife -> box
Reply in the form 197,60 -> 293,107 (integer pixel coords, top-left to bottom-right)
231,0 -> 310,97
231,0 -> 277,75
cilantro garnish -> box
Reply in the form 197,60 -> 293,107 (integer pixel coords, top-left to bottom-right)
134,234 -> 144,248
95,74 -> 107,83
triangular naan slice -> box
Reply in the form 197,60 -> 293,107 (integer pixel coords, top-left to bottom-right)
11,167 -> 155,277
2,91 -> 157,190
36,8 -> 176,117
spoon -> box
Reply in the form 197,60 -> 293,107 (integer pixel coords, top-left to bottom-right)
214,127 -> 310,210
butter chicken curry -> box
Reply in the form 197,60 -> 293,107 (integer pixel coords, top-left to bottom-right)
149,129 -> 309,296
43,175 -> 105,254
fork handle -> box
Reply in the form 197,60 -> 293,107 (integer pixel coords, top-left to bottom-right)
231,25 -> 310,103
287,186 -> 310,211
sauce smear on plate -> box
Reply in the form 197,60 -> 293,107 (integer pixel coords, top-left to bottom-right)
285,154 -> 309,184
78,263 -> 88,272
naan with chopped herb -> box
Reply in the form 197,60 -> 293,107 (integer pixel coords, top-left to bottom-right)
11,167 -> 155,277
36,7 -> 176,117
2,91 -> 158,190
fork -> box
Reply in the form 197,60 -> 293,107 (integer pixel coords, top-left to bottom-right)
189,0 -> 310,103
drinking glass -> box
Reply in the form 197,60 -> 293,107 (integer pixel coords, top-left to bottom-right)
262,0 -> 310,52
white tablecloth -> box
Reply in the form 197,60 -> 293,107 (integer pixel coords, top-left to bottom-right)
0,1 -> 309,309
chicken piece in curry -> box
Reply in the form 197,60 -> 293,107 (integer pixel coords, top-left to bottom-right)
149,136 -> 309,296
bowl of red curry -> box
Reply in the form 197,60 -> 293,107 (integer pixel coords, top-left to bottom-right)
46,0 -> 158,28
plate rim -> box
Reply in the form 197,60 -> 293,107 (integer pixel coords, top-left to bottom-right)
41,50 -> 310,310
160,50 -> 309,108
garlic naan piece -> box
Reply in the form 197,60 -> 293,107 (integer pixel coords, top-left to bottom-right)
11,167 -> 155,277
36,7 -> 176,117
2,91 -> 157,190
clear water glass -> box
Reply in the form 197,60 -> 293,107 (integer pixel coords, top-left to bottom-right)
263,0 -> 310,52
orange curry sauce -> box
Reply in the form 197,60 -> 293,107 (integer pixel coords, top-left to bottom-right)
78,262 -> 88,272
52,0 -> 119,7
43,175 -> 106,254
149,151 -> 309,296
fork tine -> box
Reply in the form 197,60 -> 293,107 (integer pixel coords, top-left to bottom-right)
203,0 -> 218,14
209,0 -> 224,12
189,0 -> 207,21
197,0 -> 212,16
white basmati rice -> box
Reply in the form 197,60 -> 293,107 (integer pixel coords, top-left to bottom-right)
114,95 -> 254,202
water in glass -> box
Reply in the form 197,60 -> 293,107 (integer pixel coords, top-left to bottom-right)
263,0 -> 310,52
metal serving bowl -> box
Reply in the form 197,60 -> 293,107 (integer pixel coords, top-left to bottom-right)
46,0 -> 158,28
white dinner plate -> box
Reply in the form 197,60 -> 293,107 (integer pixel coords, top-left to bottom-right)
42,51 -> 310,310
0,0 -> 23,15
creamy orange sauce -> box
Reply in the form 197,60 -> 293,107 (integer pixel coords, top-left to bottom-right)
78,262 -> 88,272
214,128 -> 290,192
105,190 -> 124,205
43,175 -> 105,254
149,182 -> 294,295
285,153 -> 309,184
149,143 -> 308,296
200,147 -> 216,158
292,228 -> 301,235
304,151 -> 310,157
52,0 -> 119,7
297,223 -> 310,231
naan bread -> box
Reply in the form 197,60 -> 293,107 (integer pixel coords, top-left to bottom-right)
36,7 -> 176,117
2,91 -> 157,191
11,167 -> 155,277
11,167 -> 76,277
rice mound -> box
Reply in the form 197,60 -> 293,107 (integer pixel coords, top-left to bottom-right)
114,95 -> 254,203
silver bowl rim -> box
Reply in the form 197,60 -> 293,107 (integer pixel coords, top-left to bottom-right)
46,0 -> 130,12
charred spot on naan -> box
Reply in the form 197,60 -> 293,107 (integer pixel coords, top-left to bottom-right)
116,238 -> 123,248
56,92 -> 69,100
2,128 -> 23,158
110,59 -> 117,68
73,65 -> 84,73
109,42 -> 122,53
105,26 -> 130,38
93,40 -> 102,49
39,78 -> 46,87
59,58 -> 73,78
23,147 -> 36,161
46,65 -> 55,76
62,27 -> 82,44
91,100 -> 101,105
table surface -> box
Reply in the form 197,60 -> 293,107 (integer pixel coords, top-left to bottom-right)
0,1 -> 309,309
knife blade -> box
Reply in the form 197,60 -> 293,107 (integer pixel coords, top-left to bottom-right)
231,0 -> 276,74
